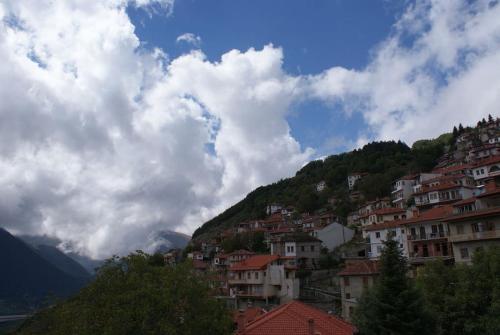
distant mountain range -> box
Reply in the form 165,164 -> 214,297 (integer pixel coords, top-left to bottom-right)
0,228 -> 88,310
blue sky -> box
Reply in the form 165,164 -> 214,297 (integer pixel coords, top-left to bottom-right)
128,0 -> 405,155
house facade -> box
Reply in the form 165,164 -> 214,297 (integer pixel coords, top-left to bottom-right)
338,259 -> 379,321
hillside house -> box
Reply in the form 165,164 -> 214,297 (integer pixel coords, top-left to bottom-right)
347,173 -> 366,190
445,206 -> 500,264
228,250 -> 256,267
363,221 -> 408,258
228,255 -> 299,306
270,234 -> 322,269
402,206 -> 454,265
338,259 -> 379,321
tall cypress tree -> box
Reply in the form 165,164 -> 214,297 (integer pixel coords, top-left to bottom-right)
353,239 -> 435,335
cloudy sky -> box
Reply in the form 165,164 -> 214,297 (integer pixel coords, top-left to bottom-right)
0,0 -> 499,258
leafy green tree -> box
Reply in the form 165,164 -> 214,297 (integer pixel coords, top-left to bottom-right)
418,247 -> 500,335
15,252 -> 233,335
353,239 -> 435,335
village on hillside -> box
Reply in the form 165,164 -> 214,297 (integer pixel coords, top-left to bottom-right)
163,116 -> 500,334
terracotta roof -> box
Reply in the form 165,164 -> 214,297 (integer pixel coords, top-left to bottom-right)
452,197 -> 477,206
239,300 -> 356,335
473,155 -> 500,167
371,207 -> 406,215
338,259 -> 380,276
402,205 -> 454,225
230,255 -> 279,271
432,164 -> 471,174
442,206 -> 500,223
413,182 -> 473,195
363,220 -> 405,231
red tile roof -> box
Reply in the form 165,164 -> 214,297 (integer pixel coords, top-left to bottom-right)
452,197 -> 477,206
338,259 -> 380,276
238,300 -> 356,335
442,206 -> 500,223
402,205 -> 454,225
230,255 -> 279,271
473,155 -> 500,167
371,207 -> 406,215
363,220 -> 405,231
432,164 -> 471,174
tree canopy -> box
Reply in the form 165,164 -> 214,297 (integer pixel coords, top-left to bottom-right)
14,252 -> 233,335
417,247 -> 500,335
353,239 -> 435,335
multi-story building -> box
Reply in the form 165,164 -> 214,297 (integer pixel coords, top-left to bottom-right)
314,222 -> 355,251
363,220 -> 408,258
338,259 -> 379,321
228,255 -> 299,306
391,175 -> 417,208
270,234 -> 322,269
413,175 -> 475,208
402,206 -> 454,265
471,155 -> 500,184
445,206 -> 500,264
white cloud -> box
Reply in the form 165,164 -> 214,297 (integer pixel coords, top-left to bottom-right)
0,1 -> 310,258
308,0 -> 500,144
176,33 -> 202,47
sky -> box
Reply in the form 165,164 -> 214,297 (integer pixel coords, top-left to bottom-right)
0,0 -> 499,258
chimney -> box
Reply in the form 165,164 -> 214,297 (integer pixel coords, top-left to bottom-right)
237,310 -> 246,333
308,318 -> 315,335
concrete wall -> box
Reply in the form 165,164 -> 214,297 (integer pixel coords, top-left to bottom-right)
317,222 -> 355,251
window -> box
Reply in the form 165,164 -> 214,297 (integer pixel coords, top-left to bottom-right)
247,272 -> 251,279
344,277 -> 350,286
345,293 -> 351,299
255,272 -> 259,280
375,232 -> 381,238
301,246 -> 305,252
311,245 -> 315,252
460,248 -> 469,259
285,271 -> 289,279
377,246 -> 383,253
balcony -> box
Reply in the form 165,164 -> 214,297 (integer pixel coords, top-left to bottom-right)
449,230 -> 500,243
407,231 -> 449,241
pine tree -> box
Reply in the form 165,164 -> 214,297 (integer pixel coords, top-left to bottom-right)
353,239 -> 435,335
452,126 -> 458,138
488,114 -> 493,122
458,123 -> 464,133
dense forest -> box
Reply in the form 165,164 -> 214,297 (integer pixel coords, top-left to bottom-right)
193,133 -> 453,240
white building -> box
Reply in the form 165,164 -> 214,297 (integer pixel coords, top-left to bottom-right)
315,222 -> 355,251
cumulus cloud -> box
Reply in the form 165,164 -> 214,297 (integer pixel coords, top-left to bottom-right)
307,0 -> 500,144
1,0 -> 499,259
0,0 -> 310,258
176,33 -> 202,47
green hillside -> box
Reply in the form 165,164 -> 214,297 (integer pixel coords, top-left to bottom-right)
192,136 -> 451,241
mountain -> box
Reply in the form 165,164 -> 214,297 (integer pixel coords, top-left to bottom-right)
0,228 -> 86,302
193,137 -> 452,241
19,234 -> 103,275
151,230 -> 191,253
32,245 -> 90,279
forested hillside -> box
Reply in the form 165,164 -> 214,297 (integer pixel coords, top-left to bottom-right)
193,133 -> 452,240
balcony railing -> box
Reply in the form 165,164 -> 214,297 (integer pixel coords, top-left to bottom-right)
449,230 -> 500,243
407,231 -> 449,241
